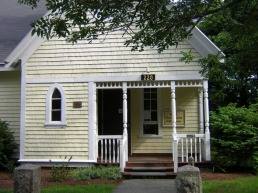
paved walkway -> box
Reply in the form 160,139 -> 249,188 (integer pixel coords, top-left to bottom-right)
113,179 -> 176,193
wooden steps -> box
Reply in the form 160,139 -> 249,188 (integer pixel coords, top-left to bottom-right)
123,156 -> 175,178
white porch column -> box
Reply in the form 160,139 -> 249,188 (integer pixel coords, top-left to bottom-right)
198,88 -> 204,134
88,82 -> 97,161
171,81 -> 178,172
171,81 -> 177,135
203,80 -> 211,161
121,82 -> 128,171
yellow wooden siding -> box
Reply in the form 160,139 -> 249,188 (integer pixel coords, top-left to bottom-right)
0,71 -> 20,146
131,87 -> 199,154
24,83 -> 89,160
26,32 -> 201,79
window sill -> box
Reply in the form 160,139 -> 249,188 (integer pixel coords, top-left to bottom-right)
44,122 -> 67,128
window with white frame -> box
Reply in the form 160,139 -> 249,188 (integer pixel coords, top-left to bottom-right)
45,84 -> 66,126
142,88 -> 158,135
51,89 -> 62,121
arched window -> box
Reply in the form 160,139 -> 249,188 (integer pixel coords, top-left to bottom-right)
51,89 -> 62,121
45,84 -> 66,126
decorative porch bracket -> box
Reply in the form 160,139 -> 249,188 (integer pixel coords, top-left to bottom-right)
203,80 -> 211,161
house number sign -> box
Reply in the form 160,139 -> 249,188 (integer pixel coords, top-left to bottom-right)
141,74 -> 155,81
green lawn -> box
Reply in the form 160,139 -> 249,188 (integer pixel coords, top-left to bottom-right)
0,184 -> 115,193
1,176 -> 257,193
203,176 -> 258,193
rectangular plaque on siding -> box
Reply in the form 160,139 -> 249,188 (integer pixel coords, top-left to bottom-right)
163,109 -> 185,127
73,101 -> 82,109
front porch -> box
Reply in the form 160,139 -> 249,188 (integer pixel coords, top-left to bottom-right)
88,80 -> 211,174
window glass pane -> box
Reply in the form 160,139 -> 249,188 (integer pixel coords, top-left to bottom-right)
151,100 -> 157,110
143,124 -> 158,135
52,99 -> 61,109
151,92 -> 157,98
144,92 -> 150,99
52,110 -> 61,121
51,88 -> 62,121
144,88 -> 151,93
52,89 -> 61,99
144,100 -> 150,110
151,111 -> 157,121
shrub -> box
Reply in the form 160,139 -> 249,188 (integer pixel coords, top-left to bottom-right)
50,156 -> 72,182
72,166 -> 122,180
210,103 -> 258,172
0,120 -> 17,171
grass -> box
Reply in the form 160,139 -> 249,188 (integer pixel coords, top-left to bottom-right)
1,175 -> 257,193
203,176 -> 258,193
0,184 -> 115,193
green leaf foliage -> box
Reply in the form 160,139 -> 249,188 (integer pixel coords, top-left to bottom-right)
210,103 -> 258,172
0,119 -> 17,171
19,0 -> 249,52
199,1 -> 258,108
72,166 -> 122,180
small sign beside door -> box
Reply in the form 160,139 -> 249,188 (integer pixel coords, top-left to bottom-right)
73,101 -> 82,109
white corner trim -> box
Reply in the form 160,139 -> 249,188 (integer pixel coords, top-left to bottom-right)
45,83 -> 66,126
188,27 -> 225,58
19,62 -> 26,160
88,82 -> 97,161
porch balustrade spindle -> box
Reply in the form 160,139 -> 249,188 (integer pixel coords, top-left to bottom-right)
105,139 -> 107,162
194,138 -> 197,162
112,139 -> 115,163
186,138 -> 188,162
181,139 -> 184,162
108,139 -> 112,163
117,140 -> 120,162
100,140 -> 103,162
98,136 -> 122,163
190,138 -> 193,157
199,137 -> 202,162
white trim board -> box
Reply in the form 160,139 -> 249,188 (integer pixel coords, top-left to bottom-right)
188,27 -> 225,58
19,159 -> 96,163
26,73 -> 203,84
19,62 -> 26,160
0,67 -> 17,71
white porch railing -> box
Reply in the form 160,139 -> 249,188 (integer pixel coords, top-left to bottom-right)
97,135 -> 123,164
173,134 -> 205,172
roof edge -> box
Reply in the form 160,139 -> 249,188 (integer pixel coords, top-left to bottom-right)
188,26 -> 225,58
5,29 -> 45,67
